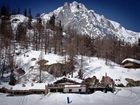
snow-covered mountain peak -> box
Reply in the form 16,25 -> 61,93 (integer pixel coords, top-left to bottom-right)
41,1 -> 140,44
71,1 -> 79,6
70,1 -> 87,12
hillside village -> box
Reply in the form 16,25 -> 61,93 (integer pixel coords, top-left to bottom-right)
0,51 -> 140,95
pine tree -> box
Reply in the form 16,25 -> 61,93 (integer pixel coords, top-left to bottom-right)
0,5 -> 10,17
0,6 -> 13,47
48,14 -> 55,29
9,69 -> 16,86
78,69 -> 83,79
28,8 -> 32,17
16,23 -> 27,42
27,8 -> 32,29
138,38 -> 140,47
24,8 -> 27,16
1,60 -> 6,78
36,14 -> 44,50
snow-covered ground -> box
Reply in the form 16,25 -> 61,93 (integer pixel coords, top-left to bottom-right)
14,50 -> 140,86
79,57 -> 140,85
0,87 -> 140,105
15,50 -> 66,83
1,50 -> 140,105
1,50 -> 140,90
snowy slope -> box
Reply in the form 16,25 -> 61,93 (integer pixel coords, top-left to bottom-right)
41,1 -> 140,44
14,50 -> 140,86
76,56 -> 140,85
0,87 -> 140,105
15,50 -> 66,83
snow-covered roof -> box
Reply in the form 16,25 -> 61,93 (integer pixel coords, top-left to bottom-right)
49,77 -> 83,85
64,85 -> 81,88
9,83 -> 47,91
68,78 -> 83,83
122,58 -> 140,64
30,83 -> 46,90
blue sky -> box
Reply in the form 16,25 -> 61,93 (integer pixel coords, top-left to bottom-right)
0,0 -> 140,32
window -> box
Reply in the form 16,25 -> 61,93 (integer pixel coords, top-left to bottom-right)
50,89 -> 56,92
58,89 -> 63,92
79,89 -> 81,92
69,89 -> 72,92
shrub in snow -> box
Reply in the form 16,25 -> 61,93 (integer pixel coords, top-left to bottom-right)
31,58 -> 37,61
16,68 -> 25,75
125,78 -> 140,87
116,83 -> 125,87
37,59 -> 48,65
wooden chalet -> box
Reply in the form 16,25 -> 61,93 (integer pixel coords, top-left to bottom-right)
121,58 -> 140,68
45,77 -> 86,94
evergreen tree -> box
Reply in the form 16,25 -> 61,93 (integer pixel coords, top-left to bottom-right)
16,23 -> 27,44
27,8 -> 33,29
1,60 -> 6,78
138,38 -> 140,47
24,8 -> 27,16
9,69 -> 16,86
0,5 -> 10,17
28,8 -> 32,17
48,14 -> 55,29
78,69 -> 83,79
0,6 -> 13,47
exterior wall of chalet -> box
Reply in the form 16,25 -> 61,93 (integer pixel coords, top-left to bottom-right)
46,84 -> 64,93
30,89 -> 45,94
8,90 -> 30,95
122,60 -> 140,68
8,88 -> 45,95
64,85 -> 86,93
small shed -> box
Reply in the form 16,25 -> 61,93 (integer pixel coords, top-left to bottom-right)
121,58 -> 140,68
